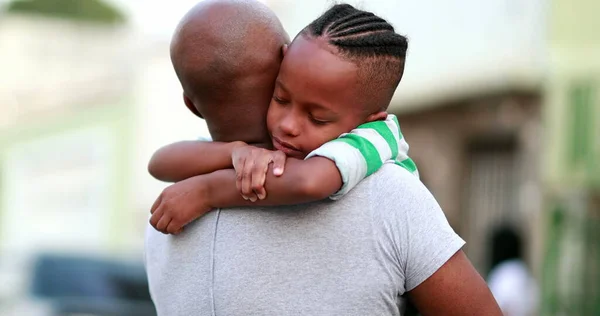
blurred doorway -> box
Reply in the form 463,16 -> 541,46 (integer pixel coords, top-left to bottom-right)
462,137 -> 520,273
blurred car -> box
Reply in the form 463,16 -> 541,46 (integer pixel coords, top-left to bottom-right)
0,253 -> 156,316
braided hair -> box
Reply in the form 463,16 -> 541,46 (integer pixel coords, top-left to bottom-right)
300,4 -> 408,111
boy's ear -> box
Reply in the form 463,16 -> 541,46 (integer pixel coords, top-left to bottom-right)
183,94 -> 203,118
281,44 -> 288,56
365,111 -> 388,123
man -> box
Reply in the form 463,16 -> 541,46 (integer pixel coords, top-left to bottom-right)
145,1 -> 501,315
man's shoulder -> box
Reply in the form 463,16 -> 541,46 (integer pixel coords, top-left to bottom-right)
350,163 -> 439,217
360,163 -> 423,194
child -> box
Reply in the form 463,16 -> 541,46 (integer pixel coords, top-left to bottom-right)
149,3 -> 417,234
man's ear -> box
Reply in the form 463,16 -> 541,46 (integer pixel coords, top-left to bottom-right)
365,111 -> 388,123
281,44 -> 288,56
183,94 -> 203,118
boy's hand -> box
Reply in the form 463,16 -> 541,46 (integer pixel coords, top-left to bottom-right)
232,145 -> 286,202
149,175 -> 212,235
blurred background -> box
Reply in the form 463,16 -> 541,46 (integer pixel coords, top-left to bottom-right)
0,0 -> 597,315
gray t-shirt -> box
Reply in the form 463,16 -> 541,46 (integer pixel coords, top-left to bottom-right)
145,164 -> 464,316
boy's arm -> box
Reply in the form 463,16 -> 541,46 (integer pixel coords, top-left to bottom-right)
150,157 -> 342,234
148,140 -> 245,182
211,157 -> 342,206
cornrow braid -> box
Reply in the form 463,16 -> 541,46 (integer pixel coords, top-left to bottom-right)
304,4 -> 407,60
308,3 -> 356,36
328,12 -> 380,34
297,3 -> 409,112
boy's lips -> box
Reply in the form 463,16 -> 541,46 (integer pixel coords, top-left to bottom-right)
272,137 -> 302,156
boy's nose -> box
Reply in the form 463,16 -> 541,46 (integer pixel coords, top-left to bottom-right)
280,114 -> 300,137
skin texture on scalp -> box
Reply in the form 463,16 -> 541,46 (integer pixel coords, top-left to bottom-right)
170,0 -> 289,144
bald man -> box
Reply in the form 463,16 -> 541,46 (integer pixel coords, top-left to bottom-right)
169,0 -> 287,144
144,1 -> 501,315
145,1 -> 291,314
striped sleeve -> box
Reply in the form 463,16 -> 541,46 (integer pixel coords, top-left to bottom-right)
305,114 -> 419,200
387,115 -> 419,176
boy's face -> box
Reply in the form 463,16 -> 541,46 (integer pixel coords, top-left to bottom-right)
266,36 -> 374,159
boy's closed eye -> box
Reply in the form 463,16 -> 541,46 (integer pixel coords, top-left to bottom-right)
308,106 -> 338,126
309,115 -> 331,126
273,96 -> 289,105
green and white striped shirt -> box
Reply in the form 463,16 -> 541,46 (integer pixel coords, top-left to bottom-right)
306,114 -> 418,200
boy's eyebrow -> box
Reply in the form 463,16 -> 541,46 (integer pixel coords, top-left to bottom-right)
307,102 -> 340,117
275,79 -> 289,93
276,79 -> 339,117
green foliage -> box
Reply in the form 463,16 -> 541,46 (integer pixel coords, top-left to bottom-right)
7,0 -> 126,24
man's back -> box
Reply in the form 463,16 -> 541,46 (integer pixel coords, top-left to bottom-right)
146,164 -> 464,315
145,212 -> 217,315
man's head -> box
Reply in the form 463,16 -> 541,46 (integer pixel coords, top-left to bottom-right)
171,0 -> 289,143
266,4 -> 408,158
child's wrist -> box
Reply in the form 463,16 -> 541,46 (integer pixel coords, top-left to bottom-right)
193,175 -> 214,209
229,141 -> 247,153
228,140 -> 247,163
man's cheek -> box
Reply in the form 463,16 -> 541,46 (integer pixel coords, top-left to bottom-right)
266,109 -> 278,131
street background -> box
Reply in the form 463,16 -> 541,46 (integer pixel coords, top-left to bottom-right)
0,0 -> 598,315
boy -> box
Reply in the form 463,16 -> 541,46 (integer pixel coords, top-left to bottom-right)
149,3 -> 417,234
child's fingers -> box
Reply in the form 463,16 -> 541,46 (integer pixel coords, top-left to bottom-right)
254,187 -> 267,201
252,159 -> 270,200
236,175 -> 244,199
241,159 -> 256,200
149,207 -> 164,229
235,157 -> 246,198
272,151 -> 286,176
156,214 -> 172,234
150,194 -> 162,214
166,220 -> 182,235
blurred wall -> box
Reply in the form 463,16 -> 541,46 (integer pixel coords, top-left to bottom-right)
265,0 -> 547,112
0,14 -> 137,256
541,0 -> 600,313
0,13 -> 209,259
396,92 -> 543,274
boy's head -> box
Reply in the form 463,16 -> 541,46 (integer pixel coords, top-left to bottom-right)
266,4 -> 408,159
171,0 -> 289,144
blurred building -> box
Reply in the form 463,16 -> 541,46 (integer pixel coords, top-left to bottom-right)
541,0 -> 600,314
0,1 -> 208,307
0,11 -> 137,258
